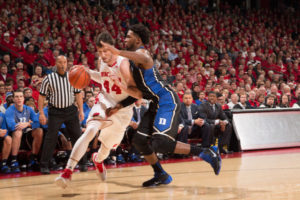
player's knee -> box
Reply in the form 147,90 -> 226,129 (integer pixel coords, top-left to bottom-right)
132,133 -> 147,146
132,133 -> 152,155
32,128 -> 43,139
4,136 -> 12,145
151,134 -> 176,154
13,130 -> 22,139
84,125 -> 99,139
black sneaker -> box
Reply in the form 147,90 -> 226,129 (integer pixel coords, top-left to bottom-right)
1,164 -> 11,173
11,161 -> 21,173
142,172 -> 173,187
28,159 -> 40,171
199,146 -> 222,175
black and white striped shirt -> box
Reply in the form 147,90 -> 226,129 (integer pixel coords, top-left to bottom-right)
40,72 -> 81,108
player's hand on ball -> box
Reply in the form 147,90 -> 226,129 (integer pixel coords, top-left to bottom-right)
100,41 -> 120,55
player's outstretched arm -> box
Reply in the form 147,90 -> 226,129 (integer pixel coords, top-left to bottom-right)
85,67 -> 101,83
100,41 -> 153,69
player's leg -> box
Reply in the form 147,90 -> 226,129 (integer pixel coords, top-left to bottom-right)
10,130 -> 23,173
153,97 -> 221,175
55,104 -> 105,188
55,120 -> 103,189
66,120 -> 102,171
0,136 -> 12,173
24,128 -> 43,171
93,108 -> 133,181
132,104 -> 173,187
31,128 -> 43,155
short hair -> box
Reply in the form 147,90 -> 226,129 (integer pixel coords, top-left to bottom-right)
25,100 -> 36,109
266,94 -> 276,100
129,24 -> 150,45
208,91 -> 217,96
0,63 -> 7,69
13,89 -> 23,97
96,31 -> 115,47
85,91 -> 93,98
216,92 -> 223,98
23,87 -> 32,93
183,91 -> 192,97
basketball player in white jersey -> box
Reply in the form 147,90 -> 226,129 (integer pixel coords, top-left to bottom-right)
55,32 -> 142,189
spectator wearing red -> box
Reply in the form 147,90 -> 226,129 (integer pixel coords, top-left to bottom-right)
0,84 -> 6,105
85,44 -> 96,69
246,91 -> 259,109
12,62 -> 30,85
42,41 -> 55,66
175,82 -> 185,102
0,64 -> 13,83
21,44 -> 38,67
1,32 -> 13,52
11,39 -> 26,59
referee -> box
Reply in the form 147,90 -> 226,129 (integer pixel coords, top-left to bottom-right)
38,55 -> 86,174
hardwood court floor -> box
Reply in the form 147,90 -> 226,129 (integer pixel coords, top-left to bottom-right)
1,148 -> 300,200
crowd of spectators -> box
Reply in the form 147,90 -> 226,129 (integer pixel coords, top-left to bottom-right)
0,0 -> 299,174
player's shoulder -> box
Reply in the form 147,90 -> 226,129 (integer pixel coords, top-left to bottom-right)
5,104 -> 15,113
117,56 -> 129,64
136,48 -> 151,56
24,105 -> 34,112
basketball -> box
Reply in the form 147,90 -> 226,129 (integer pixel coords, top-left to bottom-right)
68,65 -> 90,89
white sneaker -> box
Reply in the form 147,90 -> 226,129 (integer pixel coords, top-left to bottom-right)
55,168 -> 72,189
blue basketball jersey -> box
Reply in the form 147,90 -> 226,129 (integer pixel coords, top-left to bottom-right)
131,63 -> 179,133
5,104 -> 39,132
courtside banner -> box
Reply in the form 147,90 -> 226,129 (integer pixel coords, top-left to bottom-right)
232,108 -> 300,150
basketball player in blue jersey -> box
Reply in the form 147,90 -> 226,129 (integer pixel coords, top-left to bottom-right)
101,23 -> 222,187
0,112 -> 12,173
5,90 -> 43,172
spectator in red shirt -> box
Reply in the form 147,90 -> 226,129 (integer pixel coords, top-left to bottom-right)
22,44 -> 38,69
42,41 -> 55,66
1,32 -> 13,52
0,64 -> 13,83
246,91 -> 259,108
12,62 -> 30,85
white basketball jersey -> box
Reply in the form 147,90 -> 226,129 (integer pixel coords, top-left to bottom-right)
96,56 -> 130,107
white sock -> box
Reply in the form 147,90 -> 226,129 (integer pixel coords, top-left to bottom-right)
95,144 -> 111,163
66,121 -> 102,170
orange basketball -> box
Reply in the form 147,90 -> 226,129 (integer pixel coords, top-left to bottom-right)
68,65 -> 91,89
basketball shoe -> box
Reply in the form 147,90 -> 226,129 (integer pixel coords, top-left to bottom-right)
199,146 -> 222,175
55,168 -> 72,189
142,172 -> 173,187
92,153 -> 107,181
